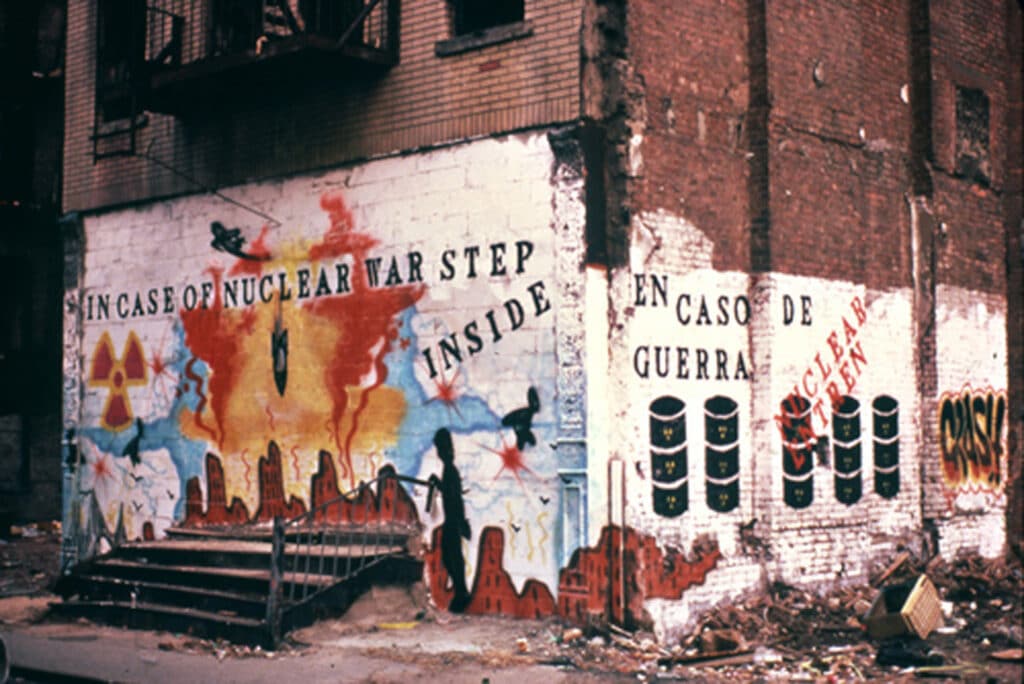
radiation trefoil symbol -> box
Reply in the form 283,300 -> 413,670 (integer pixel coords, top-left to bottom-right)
89,331 -> 147,431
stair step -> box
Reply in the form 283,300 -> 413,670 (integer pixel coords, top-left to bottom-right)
79,557 -> 334,596
165,524 -> 417,543
51,599 -> 271,647
99,557 -> 337,584
123,538 -> 405,557
69,575 -> 268,619
110,539 -> 406,573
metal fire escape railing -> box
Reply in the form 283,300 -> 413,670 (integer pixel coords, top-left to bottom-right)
95,1 -> 398,159
145,0 -> 398,65
264,470 -> 433,644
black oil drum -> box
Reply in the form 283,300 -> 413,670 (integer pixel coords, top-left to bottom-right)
781,394 -> 814,509
650,396 -> 688,517
832,395 -> 862,505
872,395 -> 899,499
705,395 -> 739,512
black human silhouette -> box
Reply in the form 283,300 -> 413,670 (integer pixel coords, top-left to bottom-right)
501,386 -> 540,450
429,428 -> 471,613
122,417 -> 143,467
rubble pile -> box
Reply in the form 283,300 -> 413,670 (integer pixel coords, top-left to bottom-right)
1,522 -> 1020,682
507,550 -> 1022,681
0,522 -> 60,599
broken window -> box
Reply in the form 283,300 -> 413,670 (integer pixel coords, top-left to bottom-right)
954,85 -> 990,186
95,0 -> 145,121
451,0 -> 524,36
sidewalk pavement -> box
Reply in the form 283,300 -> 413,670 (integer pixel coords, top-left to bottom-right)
1,596 -> 628,684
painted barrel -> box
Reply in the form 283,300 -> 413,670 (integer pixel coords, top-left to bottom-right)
832,395 -> 862,505
705,395 -> 739,513
781,394 -> 814,509
872,395 -> 899,499
650,396 -> 688,517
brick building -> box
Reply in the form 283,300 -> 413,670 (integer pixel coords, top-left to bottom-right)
58,0 -> 1021,639
0,0 -> 65,526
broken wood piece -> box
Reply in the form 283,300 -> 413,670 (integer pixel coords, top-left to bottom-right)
989,648 -> 1023,662
913,664 -> 987,679
658,649 -> 754,668
872,552 -> 910,587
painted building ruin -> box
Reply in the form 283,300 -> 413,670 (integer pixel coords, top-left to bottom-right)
58,0 -> 1023,640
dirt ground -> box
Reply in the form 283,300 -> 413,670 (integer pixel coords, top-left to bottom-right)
1,525 -> 1022,682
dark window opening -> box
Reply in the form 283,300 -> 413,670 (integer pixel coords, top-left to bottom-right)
452,0 -> 524,36
955,85 -> 990,187
211,0 -> 264,56
96,0 -> 145,121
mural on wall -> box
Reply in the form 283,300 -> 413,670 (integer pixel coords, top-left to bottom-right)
780,395 -> 814,509
832,396 -> 862,505
649,396 -> 688,517
939,385 -> 1007,500
69,160 -> 573,616
776,392 -> 902,509
89,331 -> 148,431
705,395 -> 739,513
872,395 -> 899,499
425,522 -> 721,626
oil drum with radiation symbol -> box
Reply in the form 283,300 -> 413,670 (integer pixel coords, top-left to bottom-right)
649,395 -> 688,517
704,395 -> 739,513
780,394 -> 814,509
872,395 -> 899,499
832,395 -> 862,505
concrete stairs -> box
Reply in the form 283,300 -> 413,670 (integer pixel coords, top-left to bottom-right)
53,524 -> 422,648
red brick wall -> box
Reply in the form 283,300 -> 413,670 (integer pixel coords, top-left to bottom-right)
628,0 -> 752,273
63,0 -> 582,212
626,0 -> 1018,295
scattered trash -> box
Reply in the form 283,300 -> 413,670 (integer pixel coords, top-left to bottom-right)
990,648 -> 1023,662
864,575 -> 942,640
752,646 -> 783,665
561,627 -> 583,643
698,628 -> 746,654
875,641 -> 945,667
913,663 -> 987,679
516,637 -> 529,654
377,621 -> 418,630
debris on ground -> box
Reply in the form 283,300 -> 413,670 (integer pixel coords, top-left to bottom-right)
0,521 -> 60,599
2,521 -> 1021,683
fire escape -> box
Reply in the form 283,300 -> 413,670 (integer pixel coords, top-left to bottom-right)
93,0 -> 400,158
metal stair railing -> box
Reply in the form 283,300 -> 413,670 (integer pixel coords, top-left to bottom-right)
265,470 -> 435,643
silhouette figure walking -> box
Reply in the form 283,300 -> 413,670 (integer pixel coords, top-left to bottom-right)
429,428 -> 471,613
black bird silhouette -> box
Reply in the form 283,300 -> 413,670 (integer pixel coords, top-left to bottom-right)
510,522 -> 522,533
635,461 -> 646,480
539,495 -> 550,505
501,387 -> 540,451
122,418 -> 143,467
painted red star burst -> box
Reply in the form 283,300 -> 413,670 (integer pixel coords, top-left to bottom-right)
482,437 -> 536,485
427,368 -> 462,418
